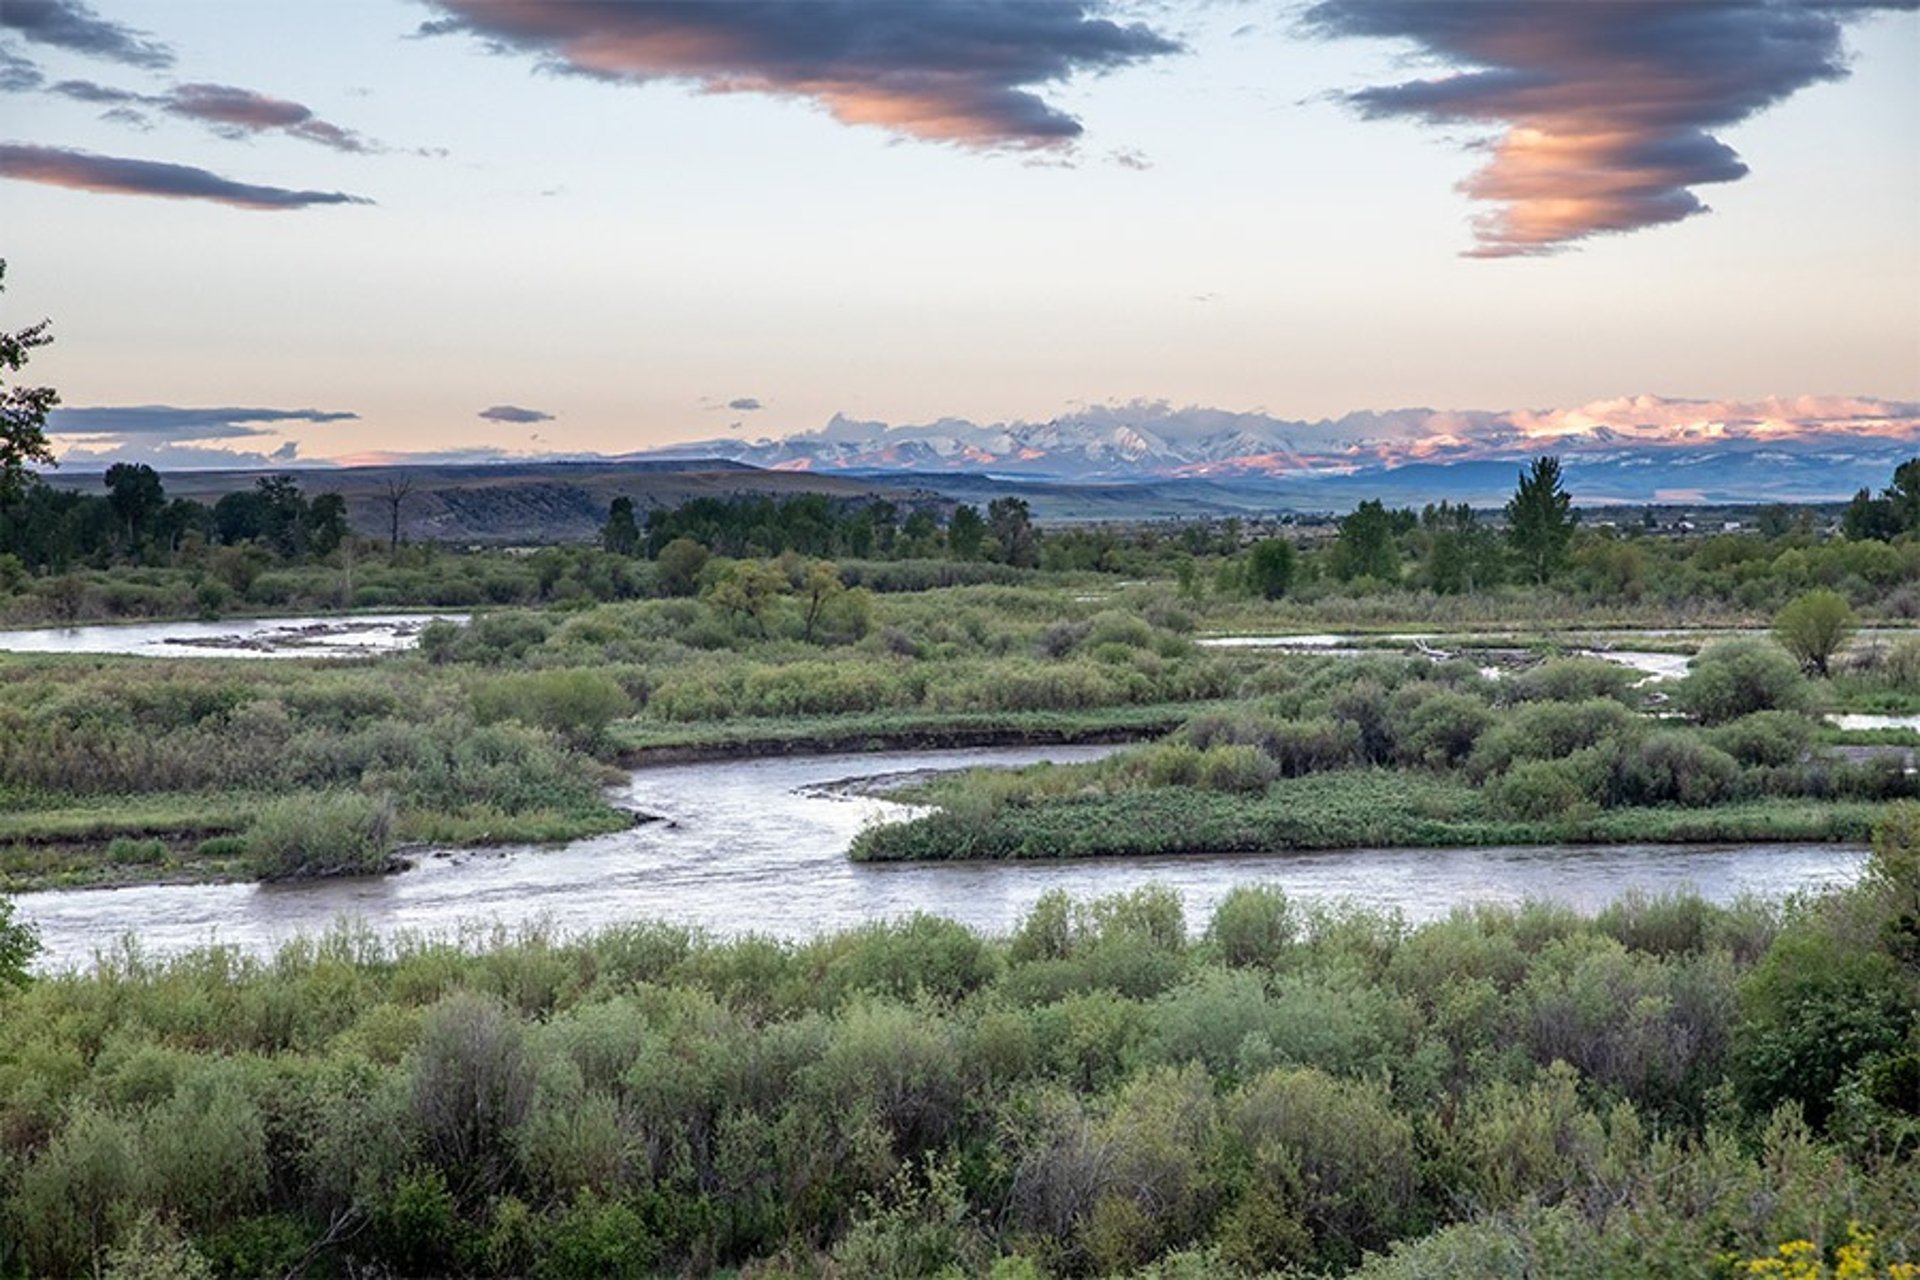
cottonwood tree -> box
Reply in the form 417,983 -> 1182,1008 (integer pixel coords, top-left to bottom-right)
1331,499 -> 1401,583
1505,456 -> 1577,584
1775,588 -> 1856,678
602,495 -> 640,555
0,259 -> 57,501
1246,537 -> 1296,599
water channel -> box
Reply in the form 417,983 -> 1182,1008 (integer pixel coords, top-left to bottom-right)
17,742 -> 1866,972
0,613 -> 465,659
2,616 -> 1875,970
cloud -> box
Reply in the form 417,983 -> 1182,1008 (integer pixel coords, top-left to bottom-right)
164,83 -> 376,152
48,405 -> 358,470
419,0 -> 1182,150
0,143 -> 373,208
46,76 -> 136,103
0,44 -> 43,91
478,403 -> 554,423
48,405 -> 359,439
56,440 -> 327,470
0,0 -> 171,69
331,445 -> 520,467
1304,0 -> 1916,256
727,397 -> 763,412
20,76 -> 380,152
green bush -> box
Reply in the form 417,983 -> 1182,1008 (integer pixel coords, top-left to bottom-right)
1230,1068 -> 1417,1267
1675,639 -> 1811,725
472,668 -> 632,747
1204,885 -> 1297,970
246,791 -> 395,880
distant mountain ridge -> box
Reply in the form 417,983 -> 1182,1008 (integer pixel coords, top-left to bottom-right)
637,394 -> 1920,503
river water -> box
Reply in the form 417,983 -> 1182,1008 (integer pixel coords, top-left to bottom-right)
16,744 -> 1866,973
0,613 -> 465,659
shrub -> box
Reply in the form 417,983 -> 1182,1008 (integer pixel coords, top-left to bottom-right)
1487,754 -> 1604,820
1610,731 -> 1740,807
1734,929 -> 1913,1127
1504,658 -> 1639,706
1709,711 -> 1814,768
820,914 -> 999,1006
11,1102 -> 146,1277
409,991 -> 536,1195
472,668 -> 631,747
1205,885 -> 1297,970
1469,698 -> 1641,776
1230,1068 -> 1416,1267
1676,639 -> 1810,725
247,791 -> 396,880
1390,690 -> 1494,768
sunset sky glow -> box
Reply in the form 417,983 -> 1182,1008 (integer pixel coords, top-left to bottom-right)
1,0 -> 1916,470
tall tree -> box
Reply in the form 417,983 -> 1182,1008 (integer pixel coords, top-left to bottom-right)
986,496 -> 1038,568
1505,456 -> 1577,584
306,492 -> 350,556
1330,499 -> 1400,582
0,259 -> 57,501
1775,588 -> 1856,678
1246,537 -> 1296,600
601,495 -> 640,555
947,504 -> 986,560
103,462 -> 164,549
1843,486 -> 1902,542
1885,457 -> 1920,534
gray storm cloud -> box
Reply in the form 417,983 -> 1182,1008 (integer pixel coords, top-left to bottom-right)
1305,0 -> 1918,256
478,404 -> 554,424
419,0 -> 1181,150
49,406 -> 360,438
0,144 -> 372,208
0,0 -> 171,68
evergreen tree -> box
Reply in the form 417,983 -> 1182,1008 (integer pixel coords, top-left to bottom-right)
1505,456 -> 1577,584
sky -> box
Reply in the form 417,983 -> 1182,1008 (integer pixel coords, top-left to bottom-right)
2,0 -> 1917,470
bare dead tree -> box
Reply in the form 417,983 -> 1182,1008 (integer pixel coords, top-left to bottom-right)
382,475 -> 413,557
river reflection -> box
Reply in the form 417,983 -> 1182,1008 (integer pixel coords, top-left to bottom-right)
17,745 -> 1865,972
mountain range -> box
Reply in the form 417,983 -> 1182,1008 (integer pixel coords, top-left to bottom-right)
636,394 -> 1920,506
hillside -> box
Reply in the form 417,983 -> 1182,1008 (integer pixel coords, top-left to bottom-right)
45,460 -> 940,545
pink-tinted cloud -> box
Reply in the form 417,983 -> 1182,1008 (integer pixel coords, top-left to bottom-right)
0,143 -> 371,208
14,75 -> 380,153
166,83 -> 375,153
1306,0 -> 1916,256
419,0 -> 1181,150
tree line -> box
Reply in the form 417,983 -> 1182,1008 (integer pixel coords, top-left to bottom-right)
0,467 -> 351,572
602,492 -> 1042,568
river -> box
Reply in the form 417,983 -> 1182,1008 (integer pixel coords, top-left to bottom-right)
0,613 -> 464,659
15,744 -> 1866,973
